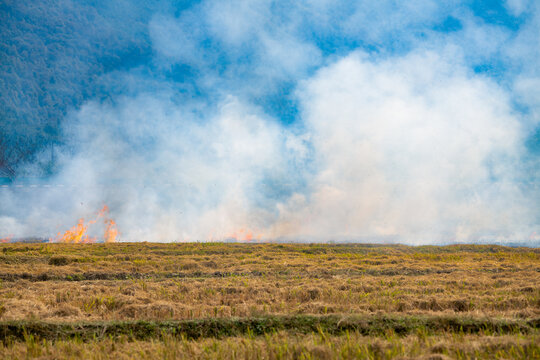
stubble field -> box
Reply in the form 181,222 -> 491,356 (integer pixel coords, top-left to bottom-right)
0,242 -> 538,359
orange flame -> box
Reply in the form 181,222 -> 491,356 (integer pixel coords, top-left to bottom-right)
0,235 -> 12,243
98,205 -> 118,243
104,218 -> 118,243
51,205 -> 119,243
225,228 -> 262,242
52,218 -> 95,243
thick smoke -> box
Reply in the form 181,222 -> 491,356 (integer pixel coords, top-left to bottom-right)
1,93 -> 305,241
270,50 -> 537,243
0,0 -> 538,244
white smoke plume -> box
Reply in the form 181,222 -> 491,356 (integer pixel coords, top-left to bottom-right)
270,50 -> 536,244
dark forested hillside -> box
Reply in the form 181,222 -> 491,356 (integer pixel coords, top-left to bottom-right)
0,0 -> 154,178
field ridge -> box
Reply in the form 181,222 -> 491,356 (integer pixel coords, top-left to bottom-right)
1,314 -> 538,342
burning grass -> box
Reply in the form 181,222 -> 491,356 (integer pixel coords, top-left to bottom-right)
50,206 -> 118,243
0,242 -> 538,358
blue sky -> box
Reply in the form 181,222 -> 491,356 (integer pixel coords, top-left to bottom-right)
0,0 -> 539,243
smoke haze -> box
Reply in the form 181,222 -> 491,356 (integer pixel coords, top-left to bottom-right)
1,0 -> 538,244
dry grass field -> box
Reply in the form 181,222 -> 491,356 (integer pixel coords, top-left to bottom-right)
0,242 -> 538,359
